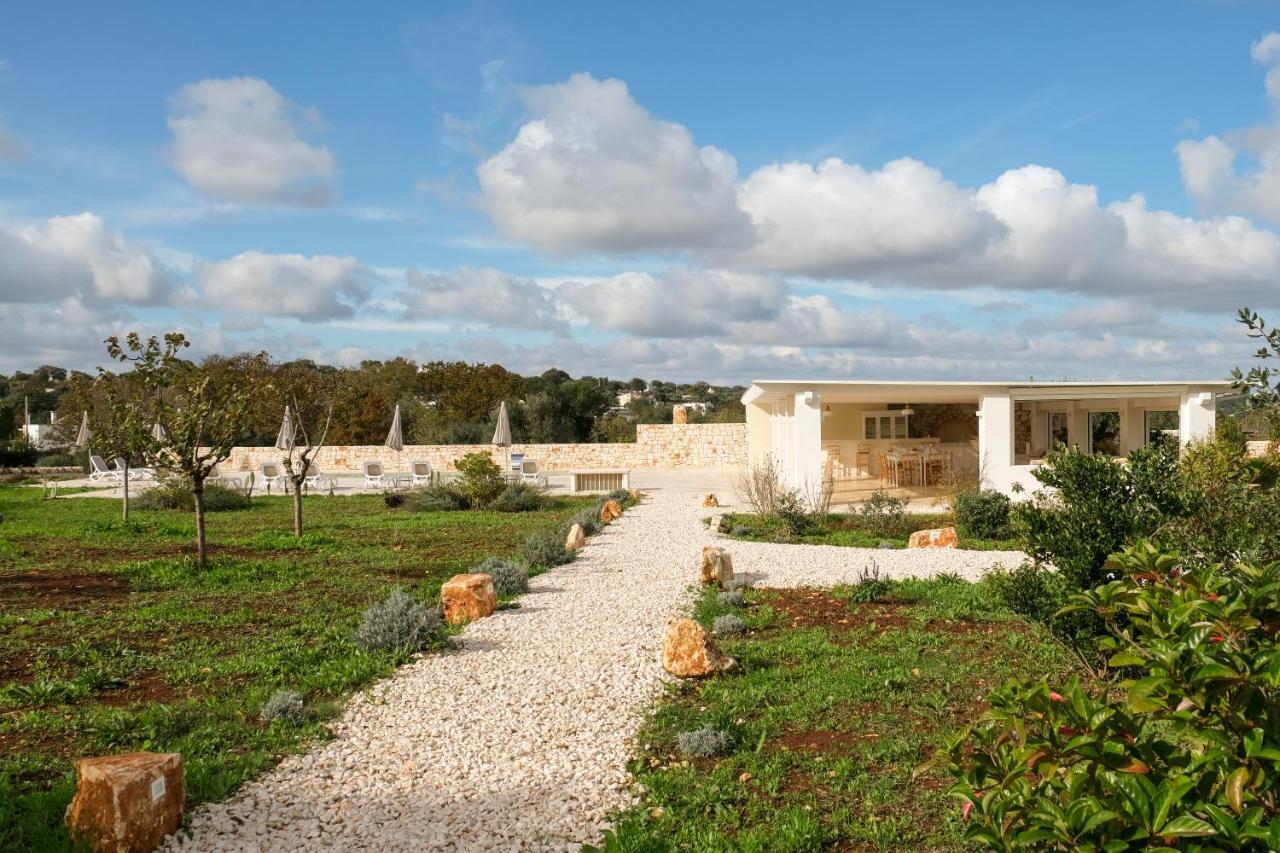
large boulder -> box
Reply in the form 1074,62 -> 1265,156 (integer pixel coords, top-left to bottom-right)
662,618 -> 737,677
564,523 -> 586,551
441,573 -> 497,624
599,499 -> 623,523
66,751 -> 184,853
703,493 -> 720,508
700,546 -> 735,588
907,527 -> 959,549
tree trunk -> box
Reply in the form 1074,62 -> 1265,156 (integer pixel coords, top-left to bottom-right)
122,460 -> 130,522
292,478 -> 304,537
193,480 -> 208,570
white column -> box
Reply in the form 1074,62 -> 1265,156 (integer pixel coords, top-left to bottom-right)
1179,391 -> 1216,445
978,393 -> 1014,492
792,391 -> 824,491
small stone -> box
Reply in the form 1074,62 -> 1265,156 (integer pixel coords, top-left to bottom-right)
441,574 -> 497,624
66,751 -> 184,853
907,527 -> 959,549
599,500 -> 623,523
564,523 -> 586,551
662,617 -> 736,677
702,493 -> 719,508
699,546 -> 734,589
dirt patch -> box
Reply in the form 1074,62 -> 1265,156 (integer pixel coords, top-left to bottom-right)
0,570 -> 131,609
96,670 -> 180,706
758,588 -> 912,634
772,729 -> 866,754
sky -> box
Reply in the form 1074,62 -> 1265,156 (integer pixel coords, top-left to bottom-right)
2,1 -> 1280,383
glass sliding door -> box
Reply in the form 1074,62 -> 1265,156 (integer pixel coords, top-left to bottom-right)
1089,411 -> 1121,457
1047,412 -> 1069,450
1144,410 -> 1179,447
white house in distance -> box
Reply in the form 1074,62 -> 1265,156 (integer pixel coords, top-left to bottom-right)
741,379 -> 1231,499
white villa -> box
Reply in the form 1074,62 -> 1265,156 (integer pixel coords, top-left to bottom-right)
742,379 -> 1231,500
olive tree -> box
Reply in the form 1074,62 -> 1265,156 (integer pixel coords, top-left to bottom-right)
272,364 -> 338,537
1232,307 -> 1280,440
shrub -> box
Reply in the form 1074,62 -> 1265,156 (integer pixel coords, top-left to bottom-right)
950,543 -> 1280,848
677,726 -> 734,758
488,482 -> 546,513
135,479 -> 249,512
731,525 -> 750,537
355,588 -> 441,654
735,456 -> 784,516
605,487 -> 635,508
454,452 -> 505,508
981,561 -> 1068,626
846,560 -> 894,604
726,577 -> 753,592
35,452 -> 76,468
773,491 -> 815,537
569,508 -> 601,536
713,614 -> 746,636
259,689 -> 305,725
404,482 -> 469,512
854,489 -> 909,539
0,445 -> 37,467
523,529 -> 572,568
717,590 -> 746,608
383,492 -> 406,508
476,556 -> 529,596
953,489 -> 1011,540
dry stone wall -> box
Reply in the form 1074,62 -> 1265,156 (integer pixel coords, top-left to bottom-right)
219,423 -> 747,473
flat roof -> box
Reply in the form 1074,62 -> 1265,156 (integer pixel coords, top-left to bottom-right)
742,378 -> 1232,405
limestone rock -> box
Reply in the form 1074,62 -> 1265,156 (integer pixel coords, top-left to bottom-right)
662,618 -> 736,677
565,523 -> 586,551
672,406 -> 689,425
702,493 -> 719,508
442,574 -> 497,624
907,527 -> 959,549
66,751 -> 184,853
600,499 -> 623,523
700,546 -> 734,588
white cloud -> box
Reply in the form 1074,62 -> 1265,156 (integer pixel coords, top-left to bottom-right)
0,213 -> 171,304
400,266 -> 562,329
477,73 -> 752,254
198,251 -> 368,320
559,269 -> 786,337
167,77 -> 337,205
0,117 -> 27,160
1176,32 -> 1280,224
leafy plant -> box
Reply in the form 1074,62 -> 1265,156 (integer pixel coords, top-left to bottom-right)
382,492 -> 406,508
476,556 -> 529,596
488,482 -> 547,513
569,508 -> 601,536
846,560 -> 894,604
677,726 -> 734,758
854,489 -> 909,539
259,689 -> 306,725
713,614 -> 746,636
135,478 -> 250,512
454,452 -> 505,508
404,482 -> 469,512
522,528 -> 572,568
953,489 -> 1011,540
949,543 -> 1280,849
717,590 -> 746,608
354,588 -> 441,654
735,455 -> 784,516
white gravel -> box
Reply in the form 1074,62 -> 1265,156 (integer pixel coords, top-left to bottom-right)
167,486 -> 1024,852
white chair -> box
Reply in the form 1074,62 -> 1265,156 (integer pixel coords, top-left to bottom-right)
508,452 -> 525,477
410,460 -> 433,487
520,458 -> 546,486
303,462 -> 330,491
209,464 -> 241,489
260,462 -> 289,493
113,456 -> 154,480
89,454 -> 121,483
363,461 -> 389,491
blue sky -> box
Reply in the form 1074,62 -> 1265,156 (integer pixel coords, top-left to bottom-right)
1,1 -> 1279,381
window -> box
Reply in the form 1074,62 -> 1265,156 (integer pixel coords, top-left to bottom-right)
1047,412 -> 1069,450
1089,411 -> 1121,456
863,410 -> 910,440
1145,410 -> 1179,447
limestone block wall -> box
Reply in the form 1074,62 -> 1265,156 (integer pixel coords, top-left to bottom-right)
220,423 -> 747,473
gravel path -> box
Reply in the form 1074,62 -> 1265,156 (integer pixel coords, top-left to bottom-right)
168,487 -> 1024,852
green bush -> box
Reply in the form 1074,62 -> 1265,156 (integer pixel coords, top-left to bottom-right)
569,508 -> 601,536
605,487 -> 635,507
487,482 -> 546,513
404,483 -> 469,512
845,561 -> 894,604
773,491 -> 816,537
0,446 -> 38,467
853,489 -> 909,539
259,689 -> 306,725
476,556 -> 529,596
454,452 -> 505,508
953,489 -> 1011,540
354,588 -> 440,654
713,614 -> 746,635
717,590 -> 745,608
522,528 -> 572,568
135,479 -> 250,512
950,543 -> 1280,848
34,452 -> 76,467
677,726 -> 734,758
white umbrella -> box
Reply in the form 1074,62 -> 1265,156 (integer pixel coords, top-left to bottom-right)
74,411 -> 90,447
151,421 -> 167,442
274,405 -> 296,451
492,401 -> 511,447
384,404 -> 404,475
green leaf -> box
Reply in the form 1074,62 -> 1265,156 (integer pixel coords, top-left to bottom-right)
1158,815 -> 1217,838
1127,676 -> 1166,713
1108,651 -> 1145,668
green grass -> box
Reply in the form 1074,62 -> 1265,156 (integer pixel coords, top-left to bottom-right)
720,511 -> 1020,551
595,578 -> 1077,851
0,485 -> 590,850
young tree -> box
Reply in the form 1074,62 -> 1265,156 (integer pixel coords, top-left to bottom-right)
91,372 -> 151,521
1232,307 -> 1280,440
272,365 -> 338,537
105,332 -> 264,569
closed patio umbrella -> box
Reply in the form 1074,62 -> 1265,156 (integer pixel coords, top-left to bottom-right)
74,411 -> 90,448
384,404 -> 404,477
151,421 -> 167,442
492,401 -> 511,447
274,405 -> 296,451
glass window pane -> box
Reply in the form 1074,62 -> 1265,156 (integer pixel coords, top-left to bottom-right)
1145,411 -> 1179,446
1048,413 -> 1069,449
1089,412 -> 1121,456
865,417 -> 876,439
880,416 -> 892,439
894,416 -> 907,438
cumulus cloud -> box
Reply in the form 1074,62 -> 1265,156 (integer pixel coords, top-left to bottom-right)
198,251 -> 369,319
0,213 -> 171,305
559,269 -> 786,337
1176,32 -> 1280,224
400,266 -> 562,329
168,77 -> 337,205
477,73 -> 752,254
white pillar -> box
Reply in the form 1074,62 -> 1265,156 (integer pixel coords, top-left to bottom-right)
978,393 -> 1014,493
792,391 -> 824,491
1179,391 -> 1216,445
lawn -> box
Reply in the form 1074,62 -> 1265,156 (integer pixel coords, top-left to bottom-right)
719,511 -> 1020,551
0,484 -> 589,850
598,578 -> 1078,851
